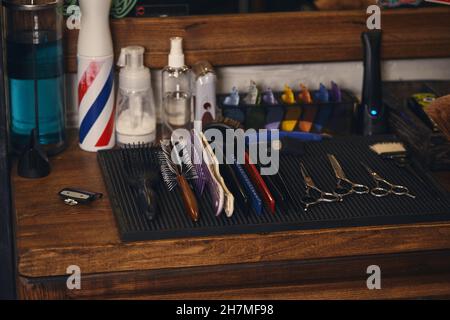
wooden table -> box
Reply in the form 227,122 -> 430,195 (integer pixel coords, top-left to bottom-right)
12,133 -> 450,299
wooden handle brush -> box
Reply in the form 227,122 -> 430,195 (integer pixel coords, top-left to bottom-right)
159,140 -> 200,222
177,175 -> 199,222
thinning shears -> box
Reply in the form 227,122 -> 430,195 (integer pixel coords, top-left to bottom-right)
328,154 -> 370,198
361,163 -> 416,199
299,162 -> 340,211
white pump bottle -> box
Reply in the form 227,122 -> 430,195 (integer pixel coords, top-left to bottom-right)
116,46 -> 156,145
77,0 -> 115,152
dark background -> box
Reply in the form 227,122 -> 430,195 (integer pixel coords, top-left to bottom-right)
129,0 -> 316,16
0,13 -> 17,299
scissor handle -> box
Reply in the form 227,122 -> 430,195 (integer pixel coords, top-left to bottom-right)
352,183 -> 370,195
334,179 -> 353,197
320,191 -> 341,203
336,179 -> 369,197
391,185 -> 416,199
371,186 -> 391,197
334,186 -> 353,197
300,195 -> 319,212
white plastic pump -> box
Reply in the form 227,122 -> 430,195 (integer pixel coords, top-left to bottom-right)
117,46 -> 150,92
168,37 -> 185,68
116,46 -> 156,146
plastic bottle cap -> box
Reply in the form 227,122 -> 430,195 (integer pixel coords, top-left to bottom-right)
193,60 -> 215,79
117,46 -> 150,91
168,37 -> 185,68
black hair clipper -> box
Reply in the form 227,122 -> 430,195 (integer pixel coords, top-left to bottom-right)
357,30 -> 387,135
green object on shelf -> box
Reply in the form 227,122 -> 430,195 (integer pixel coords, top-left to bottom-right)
111,0 -> 138,18
63,0 -> 137,19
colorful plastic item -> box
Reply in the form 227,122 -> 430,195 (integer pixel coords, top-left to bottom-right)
264,88 -> 284,130
313,83 -> 331,133
297,84 -> 315,132
281,85 -> 301,132
223,87 -> 245,124
244,81 -> 265,129
330,81 -> 342,103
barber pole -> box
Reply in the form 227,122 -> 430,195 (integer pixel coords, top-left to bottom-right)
78,58 -> 115,151
77,0 -> 115,152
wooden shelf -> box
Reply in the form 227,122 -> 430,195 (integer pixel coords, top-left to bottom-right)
64,7 -> 450,72
12,131 -> 450,299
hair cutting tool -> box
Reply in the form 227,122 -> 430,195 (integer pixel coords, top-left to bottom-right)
330,81 -> 342,103
327,154 -> 369,198
281,85 -> 301,132
159,140 -> 200,221
122,145 -> 159,220
244,81 -> 266,129
299,162 -> 340,212
223,87 -> 245,124
244,151 -> 276,214
357,30 -> 387,135
264,88 -> 284,130
243,80 -> 260,105
297,84 -> 315,132
361,163 -> 416,199
313,83 -> 332,133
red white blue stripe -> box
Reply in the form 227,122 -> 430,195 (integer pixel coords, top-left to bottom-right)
78,57 -> 115,151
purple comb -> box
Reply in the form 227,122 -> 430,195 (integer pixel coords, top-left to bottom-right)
330,81 -> 342,103
191,130 -> 206,195
191,130 -> 224,215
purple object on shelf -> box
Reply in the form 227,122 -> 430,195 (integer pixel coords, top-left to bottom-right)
330,81 -> 342,103
264,88 -> 284,130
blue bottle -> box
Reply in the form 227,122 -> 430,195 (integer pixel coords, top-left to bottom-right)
5,0 -> 66,155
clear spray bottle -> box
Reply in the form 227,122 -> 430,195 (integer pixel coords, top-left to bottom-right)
115,46 -> 156,146
161,37 -> 192,139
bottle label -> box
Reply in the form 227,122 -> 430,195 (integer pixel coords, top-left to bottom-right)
78,56 -> 115,152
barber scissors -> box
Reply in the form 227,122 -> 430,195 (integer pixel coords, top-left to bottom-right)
328,154 -> 370,198
361,163 -> 416,199
299,162 -> 340,211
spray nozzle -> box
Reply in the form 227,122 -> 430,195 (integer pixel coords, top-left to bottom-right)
117,46 -> 145,70
168,37 -> 185,68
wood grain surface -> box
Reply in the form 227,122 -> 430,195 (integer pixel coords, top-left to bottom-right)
64,8 -> 450,72
17,250 -> 450,299
12,131 -> 450,279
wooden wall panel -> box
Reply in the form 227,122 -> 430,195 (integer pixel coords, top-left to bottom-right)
64,7 -> 450,72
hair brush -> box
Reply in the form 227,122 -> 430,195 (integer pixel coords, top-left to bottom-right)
159,140 -> 200,222
121,144 -> 159,221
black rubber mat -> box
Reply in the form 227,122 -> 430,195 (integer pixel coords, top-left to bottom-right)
98,136 -> 450,242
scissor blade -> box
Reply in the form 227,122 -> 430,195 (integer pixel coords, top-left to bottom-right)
299,162 -> 308,180
299,162 -> 315,187
361,162 -> 376,177
328,154 -> 347,180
